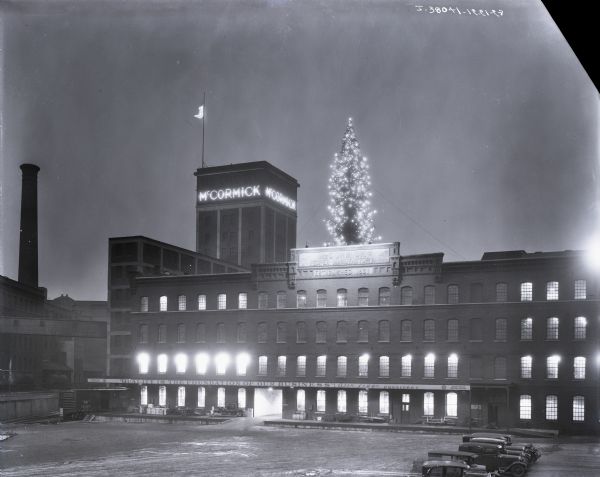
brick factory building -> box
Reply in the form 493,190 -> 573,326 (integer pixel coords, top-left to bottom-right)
95,161 -> 599,434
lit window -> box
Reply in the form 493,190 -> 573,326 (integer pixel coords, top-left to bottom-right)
238,293 -> 247,309
357,320 -> 369,342
337,289 -> 348,307
494,357 -> 507,380
157,354 -> 168,374
546,395 -> 558,421
296,389 -> 305,412
520,282 -> 533,301
217,387 -> 225,408
337,390 -> 347,413
378,287 -> 391,306
177,323 -> 185,343
237,322 -> 247,343
424,353 -> 435,378
258,292 -> 268,309
379,356 -> 390,377
140,385 -> 148,406
316,355 -> 326,377
159,295 -> 168,311
277,355 -> 286,376
424,285 -> 435,305
139,324 -> 148,344
446,392 -> 457,417
447,354 -> 458,378
195,353 -> 209,375
520,317 -> 533,340
358,354 -> 369,377
358,390 -> 368,414
238,388 -> 246,409
495,318 -> 507,341
447,285 -> 459,304
277,291 -> 287,309
423,320 -> 435,341
574,280 -> 586,300
177,386 -> 186,407
197,294 -> 206,310
574,316 -> 587,340
218,293 -> 227,310
257,322 -> 267,343
402,393 -> 410,412
401,355 -> 412,377
336,321 -> 347,343
236,353 -> 249,376
175,353 -> 187,373
547,355 -> 560,379
258,356 -> 268,376
316,390 -> 326,412
401,320 -> 412,341
316,321 -> 327,343
296,356 -> 306,377
137,352 -> 149,374
401,286 -> 413,305
178,295 -> 186,311
574,357 -> 586,379
447,319 -> 458,342
546,317 -> 559,340
198,387 -> 206,408
158,386 -> 166,406
378,320 -> 390,342
276,322 -> 287,343
316,289 -> 327,308
573,396 -> 584,422
296,290 -> 307,308
495,283 -> 508,302
140,296 -> 149,312
215,352 -> 229,375
379,391 -> 389,414
546,281 -> 559,300
424,392 -> 434,416
216,323 -> 226,343
337,356 -> 347,377
296,322 -> 307,343
521,356 -> 532,379
196,323 -> 206,342
358,288 -> 369,306
519,395 -> 531,420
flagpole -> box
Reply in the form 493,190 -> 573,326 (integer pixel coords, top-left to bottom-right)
201,91 -> 206,168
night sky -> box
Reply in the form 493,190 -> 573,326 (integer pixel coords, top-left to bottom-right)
1,0 -> 597,300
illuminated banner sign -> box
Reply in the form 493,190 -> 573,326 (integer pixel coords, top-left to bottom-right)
298,248 -> 389,268
197,185 -> 296,211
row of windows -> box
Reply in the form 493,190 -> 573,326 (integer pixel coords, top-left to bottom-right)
138,315 -> 588,345
136,352 -> 591,381
139,279 -> 588,312
519,394 -> 586,422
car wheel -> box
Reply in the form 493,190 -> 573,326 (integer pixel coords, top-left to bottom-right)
511,464 -> 526,477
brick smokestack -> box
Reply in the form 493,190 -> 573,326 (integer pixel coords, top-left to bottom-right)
18,163 -> 40,288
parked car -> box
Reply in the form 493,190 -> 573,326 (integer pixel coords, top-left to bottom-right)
458,442 -> 528,477
422,460 -> 498,477
462,436 -> 534,463
467,434 -> 541,462
427,451 -> 488,475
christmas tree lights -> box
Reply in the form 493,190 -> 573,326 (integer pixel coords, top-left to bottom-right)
325,118 -> 378,245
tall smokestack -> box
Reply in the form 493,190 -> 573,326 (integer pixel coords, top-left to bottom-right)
18,163 -> 40,288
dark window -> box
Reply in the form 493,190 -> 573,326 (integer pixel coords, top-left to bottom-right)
336,321 -> 347,343
470,283 -> 483,302
424,285 -> 435,305
237,322 -> 247,343
276,322 -> 287,343
400,286 -> 413,305
495,318 -> 507,341
216,323 -> 226,343
196,323 -> 206,342
157,324 -> 166,343
400,320 -> 412,341
378,287 -> 391,306
494,357 -> 507,379
495,283 -> 508,302
423,319 -> 435,341
139,324 -> 148,343
447,285 -> 459,304
378,320 -> 390,342
447,319 -> 458,341
357,320 -> 369,342
316,321 -> 327,343
177,323 -> 185,343
470,318 -> 482,341
358,288 -> 369,306
296,322 -> 307,343
470,356 -> 483,379
257,322 -> 268,343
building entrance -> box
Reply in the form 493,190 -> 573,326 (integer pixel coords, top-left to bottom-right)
254,388 -> 282,418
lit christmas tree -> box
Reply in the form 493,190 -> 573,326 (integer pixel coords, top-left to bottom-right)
325,117 -> 377,245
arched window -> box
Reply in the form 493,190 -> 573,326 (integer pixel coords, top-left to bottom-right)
217,293 -> 227,310
137,353 -> 149,374
574,357 -> 586,379
337,390 -> 347,413
546,317 -> 559,340
195,323 -> 206,342
574,316 -> 587,340
520,317 -> 533,340
520,395 -> 532,420
175,353 -> 187,373
520,282 -> 533,301
276,291 -> 287,309
469,318 -> 482,341
495,318 -> 507,341
423,392 -> 434,416
296,356 -> 306,377
177,323 -> 185,343
258,291 -> 268,309
237,322 -> 247,343
140,386 -> 148,406
573,396 -> 585,421
546,281 -> 559,300
357,320 -> 369,342
521,356 -> 532,379
236,353 -> 249,376
178,295 -> 186,311
545,395 -> 557,421
378,287 -> 391,306
138,324 -> 148,344
296,322 -> 307,343
574,280 -> 586,299
401,286 -> 413,305
358,288 -> 369,306
494,356 -> 507,379
378,320 -> 390,342
316,289 -> 327,308
401,355 -> 412,377
447,285 -> 459,304
216,322 -> 226,343
177,387 -> 186,407
358,354 -> 369,377
424,353 -> 435,378
379,356 -> 390,377
140,296 -> 149,312
358,390 -> 368,414
447,319 -> 458,342
217,387 -> 225,407
238,292 -> 247,309
423,319 -> 435,341
258,356 -> 268,375
198,387 -> 206,408
238,388 -> 246,409
316,321 -> 327,343
316,390 -> 326,412
337,289 -> 348,307
401,320 -> 412,341
195,353 -> 209,375
447,354 -> 458,378
257,322 -> 268,343
336,321 -> 347,343
296,290 -> 307,308
316,355 -> 327,377
379,391 -> 389,414
276,322 -> 287,343
296,389 -> 305,412
446,392 -> 457,417
546,355 -> 560,379
277,356 -> 287,376
157,324 -> 166,343
424,285 -> 435,305
215,353 -> 229,375
197,294 -> 206,310
159,295 -> 168,311
337,356 -> 347,377
495,282 -> 508,302
157,354 -> 168,374
158,386 -> 166,406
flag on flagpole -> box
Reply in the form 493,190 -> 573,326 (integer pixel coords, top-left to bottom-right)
194,105 -> 204,120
